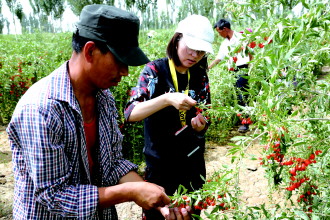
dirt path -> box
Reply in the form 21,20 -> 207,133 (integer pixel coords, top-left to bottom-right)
0,126 -> 288,219
0,126 -> 14,219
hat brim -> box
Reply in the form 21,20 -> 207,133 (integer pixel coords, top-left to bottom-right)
107,45 -> 150,66
183,35 -> 214,54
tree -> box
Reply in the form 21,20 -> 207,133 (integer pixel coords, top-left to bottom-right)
29,0 -> 65,19
0,1 -> 4,34
5,0 -> 24,34
67,0 -> 115,16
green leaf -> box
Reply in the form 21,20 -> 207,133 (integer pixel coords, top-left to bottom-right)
301,0 -> 310,9
284,48 -> 295,60
291,141 -> 307,146
293,210 -> 309,220
311,214 -> 321,220
260,203 -> 269,218
264,56 -> 272,64
191,214 -> 203,220
277,23 -> 284,39
228,146 -> 242,155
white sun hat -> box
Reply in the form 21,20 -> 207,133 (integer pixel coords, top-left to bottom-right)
175,14 -> 214,54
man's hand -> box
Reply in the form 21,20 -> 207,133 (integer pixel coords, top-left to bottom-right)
130,182 -> 171,210
99,175 -> 170,210
159,205 -> 192,220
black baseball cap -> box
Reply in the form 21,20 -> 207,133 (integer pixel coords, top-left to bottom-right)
76,4 -> 149,66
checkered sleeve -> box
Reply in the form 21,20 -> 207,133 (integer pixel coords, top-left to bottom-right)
9,103 -> 99,218
99,92 -> 139,186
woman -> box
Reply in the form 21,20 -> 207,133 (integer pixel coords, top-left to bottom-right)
125,14 -> 214,219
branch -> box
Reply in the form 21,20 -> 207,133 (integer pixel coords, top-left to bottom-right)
290,118 -> 330,121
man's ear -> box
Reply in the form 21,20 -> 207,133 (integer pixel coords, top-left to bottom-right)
84,41 -> 96,63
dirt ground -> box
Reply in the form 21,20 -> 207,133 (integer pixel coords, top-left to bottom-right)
0,124 -> 293,220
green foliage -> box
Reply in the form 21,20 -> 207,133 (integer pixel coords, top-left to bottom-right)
0,32 -> 72,123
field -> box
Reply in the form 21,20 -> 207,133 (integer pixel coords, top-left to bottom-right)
0,2 -> 330,219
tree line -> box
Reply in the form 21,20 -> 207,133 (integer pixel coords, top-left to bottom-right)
0,0 -> 321,34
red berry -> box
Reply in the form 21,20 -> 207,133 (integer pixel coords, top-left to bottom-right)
289,168 -> 297,176
274,141 -> 280,148
315,150 -> 322,155
248,41 -> 256,48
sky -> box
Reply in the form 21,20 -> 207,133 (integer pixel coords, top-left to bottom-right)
1,0 -> 169,34
1,0 -> 79,34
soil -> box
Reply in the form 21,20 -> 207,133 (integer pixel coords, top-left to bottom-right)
0,125 -> 292,220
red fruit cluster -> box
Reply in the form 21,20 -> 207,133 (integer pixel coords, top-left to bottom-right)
237,114 -> 253,125
194,197 -> 216,210
195,106 -> 203,115
8,74 -> 32,98
171,195 -> 191,209
241,118 -> 252,125
248,36 -> 272,49
193,193 -> 230,211
195,106 -> 210,122
171,192 -> 232,212
285,150 -> 321,192
297,185 -> 318,213
261,129 -> 322,213
264,140 -> 284,163
263,36 -> 273,44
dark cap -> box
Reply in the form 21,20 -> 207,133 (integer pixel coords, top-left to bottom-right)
76,4 -> 149,66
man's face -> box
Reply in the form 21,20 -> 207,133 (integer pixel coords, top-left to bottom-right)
216,27 -> 228,39
89,47 -> 129,89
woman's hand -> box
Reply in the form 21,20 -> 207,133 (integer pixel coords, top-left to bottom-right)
128,93 -> 196,122
191,113 -> 207,132
166,93 -> 196,111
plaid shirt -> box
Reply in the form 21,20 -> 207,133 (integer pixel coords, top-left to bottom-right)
7,62 -> 138,219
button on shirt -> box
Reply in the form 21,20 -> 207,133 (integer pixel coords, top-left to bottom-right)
216,31 -> 250,67
7,62 -> 137,219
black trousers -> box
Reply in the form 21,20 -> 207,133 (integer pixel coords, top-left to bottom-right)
235,64 -> 249,106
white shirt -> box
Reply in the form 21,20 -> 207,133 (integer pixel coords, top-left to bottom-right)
216,31 -> 250,67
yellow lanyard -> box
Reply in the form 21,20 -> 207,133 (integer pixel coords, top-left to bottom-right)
168,59 -> 190,126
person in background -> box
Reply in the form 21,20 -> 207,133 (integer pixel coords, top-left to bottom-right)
125,14 -> 214,220
6,4 -> 190,220
208,19 -> 253,133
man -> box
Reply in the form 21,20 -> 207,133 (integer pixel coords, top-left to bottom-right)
6,5 -> 190,220
208,19 -> 252,133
